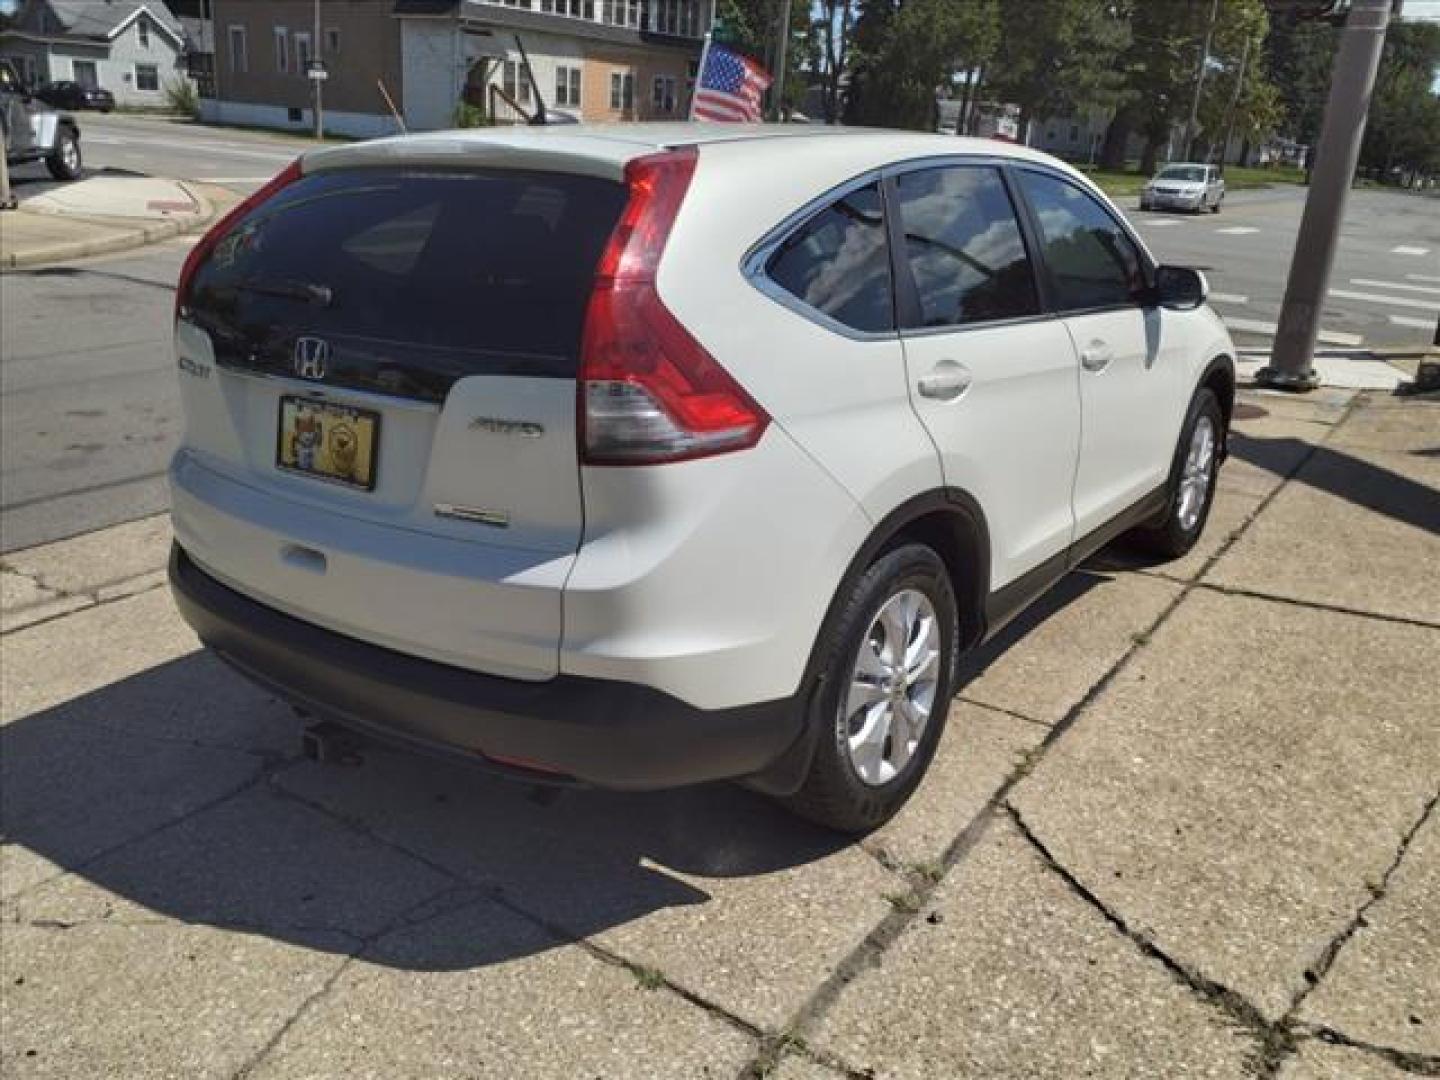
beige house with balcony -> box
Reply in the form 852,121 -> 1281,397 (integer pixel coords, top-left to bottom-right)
200,0 -> 710,139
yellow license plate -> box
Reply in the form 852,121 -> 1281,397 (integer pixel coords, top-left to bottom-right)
276,396 -> 379,491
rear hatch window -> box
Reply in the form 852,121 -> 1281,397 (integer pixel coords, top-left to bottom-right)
186,168 -> 627,401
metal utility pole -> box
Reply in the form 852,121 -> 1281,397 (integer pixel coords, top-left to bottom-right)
1183,0 -> 1221,161
1256,0 -> 1394,390
312,0 -> 324,140
772,0 -> 792,120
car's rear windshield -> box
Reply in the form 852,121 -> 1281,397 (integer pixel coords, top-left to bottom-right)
187,168 -> 627,385
1157,166 -> 1206,182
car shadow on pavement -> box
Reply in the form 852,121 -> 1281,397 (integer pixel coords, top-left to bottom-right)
1,650 -> 853,970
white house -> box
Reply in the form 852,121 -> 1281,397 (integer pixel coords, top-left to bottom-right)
0,0 -> 191,107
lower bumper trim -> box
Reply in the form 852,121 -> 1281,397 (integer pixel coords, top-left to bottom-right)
169,544 -> 803,790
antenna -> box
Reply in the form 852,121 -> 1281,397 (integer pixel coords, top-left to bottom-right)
514,35 -> 548,125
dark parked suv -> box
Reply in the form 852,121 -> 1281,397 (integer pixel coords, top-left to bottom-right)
37,80 -> 116,113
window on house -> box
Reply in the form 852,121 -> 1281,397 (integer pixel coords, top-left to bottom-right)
274,27 -> 289,74
555,65 -> 581,107
295,31 -> 312,73
138,17 -> 150,48
228,25 -> 248,74
651,74 -> 676,114
135,63 -> 160,91
326,27 -> 340,53
609,71 -> 634,110
501,59 -> 532,105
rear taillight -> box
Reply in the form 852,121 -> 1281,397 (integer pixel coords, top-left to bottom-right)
579,148 -> 768,465
175,158 -> 303,321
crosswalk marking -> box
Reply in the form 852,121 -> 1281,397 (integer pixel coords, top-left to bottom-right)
1328,287 -> 1439,312
1389,315 -> 1437,330
1221,316 -> 1363,347
1208,292 -> 1249,304
1215,226 -> 1259,235
1391,245 -> 1431,256
1349,278 -> 1440,296
1408,274 -> 1440,284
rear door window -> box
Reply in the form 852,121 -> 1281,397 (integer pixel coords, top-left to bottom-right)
766,181 -> 894,334
893,165 -> 1039,329
187,169 -> 627,397
1017,170 -> 1147,313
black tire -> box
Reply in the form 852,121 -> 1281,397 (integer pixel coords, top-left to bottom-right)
1210,197 -> 1222,214
780,544 -> 960,834
46,127 -> 82,181
1130,388 -> 1224,559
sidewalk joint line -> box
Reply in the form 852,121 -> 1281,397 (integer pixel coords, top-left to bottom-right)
953,696 -> 1052,730
1279,788 -> 1440,1022
1190,580 -> 1440,631
1292,1023 -> 1440,1077
1006,802 -> 1286,1067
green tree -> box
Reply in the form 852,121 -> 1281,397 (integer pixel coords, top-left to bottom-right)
715,0 -> 809,114
1263,12 -> 1337,152
844,0 -> 998,130
986,0 -> 1129,141
1360,21 -> 1440,183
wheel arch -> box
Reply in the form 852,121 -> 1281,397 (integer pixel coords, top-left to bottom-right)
743,487 -> 991,799
1197,352 -> 1236,449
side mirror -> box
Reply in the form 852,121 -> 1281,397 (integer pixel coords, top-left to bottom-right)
1154,265 -> 1208,311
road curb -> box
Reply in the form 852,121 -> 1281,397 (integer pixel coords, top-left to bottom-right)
0,181 -> 216,271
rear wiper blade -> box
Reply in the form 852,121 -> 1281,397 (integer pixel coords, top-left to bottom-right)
237,277 -> 333,306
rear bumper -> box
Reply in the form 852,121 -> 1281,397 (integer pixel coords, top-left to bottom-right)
169,543 -> 804,790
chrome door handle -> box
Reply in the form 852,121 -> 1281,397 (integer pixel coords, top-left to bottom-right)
1080,342 -> 1114,372
917,362 -> 973,401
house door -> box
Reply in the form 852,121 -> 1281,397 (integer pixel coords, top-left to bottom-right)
73,61 -> 98,89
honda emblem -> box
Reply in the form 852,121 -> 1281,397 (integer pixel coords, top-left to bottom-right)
293,337 -> 331,380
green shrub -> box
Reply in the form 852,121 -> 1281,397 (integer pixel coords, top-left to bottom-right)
163,76 -> 199,118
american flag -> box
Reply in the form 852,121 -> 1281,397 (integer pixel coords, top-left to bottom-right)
691,43 -> 771,123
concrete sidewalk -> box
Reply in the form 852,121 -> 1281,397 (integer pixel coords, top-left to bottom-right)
0,176 -> 229,268
1,387 -> 1437,1079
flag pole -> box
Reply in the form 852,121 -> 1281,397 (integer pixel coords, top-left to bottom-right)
689,31 -> 713,121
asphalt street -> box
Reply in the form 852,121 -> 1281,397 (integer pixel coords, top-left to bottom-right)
1,114 -> 1437,553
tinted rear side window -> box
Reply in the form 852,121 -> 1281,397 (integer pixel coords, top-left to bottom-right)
766,181 -> 894,334
894,166 -> 1038,329
188,169 -> 627,394
1016,170 -> 1145,313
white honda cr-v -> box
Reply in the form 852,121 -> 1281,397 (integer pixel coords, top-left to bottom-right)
169,124 -> 1233,832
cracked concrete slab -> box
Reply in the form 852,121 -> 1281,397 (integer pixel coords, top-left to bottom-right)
1,515 -> 170,598
11,781 -> 456,940
957,571 -> 1180,727
1206,443 -> 1440,624
245,896 -> 756,1079
809,815 -> 1258,1079
0,923 -> 352,1079
1276,1039 -> 1417,1080
274,749 -> 895,1032
0,567 -> 90,632
864,702 -> 1045,872
1238,387 -> 1356,427
1011,589 -> 1440,1021
1299,809 -> 1440,1058
1326,395 -> 1440,457
2,586 -> 307,900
